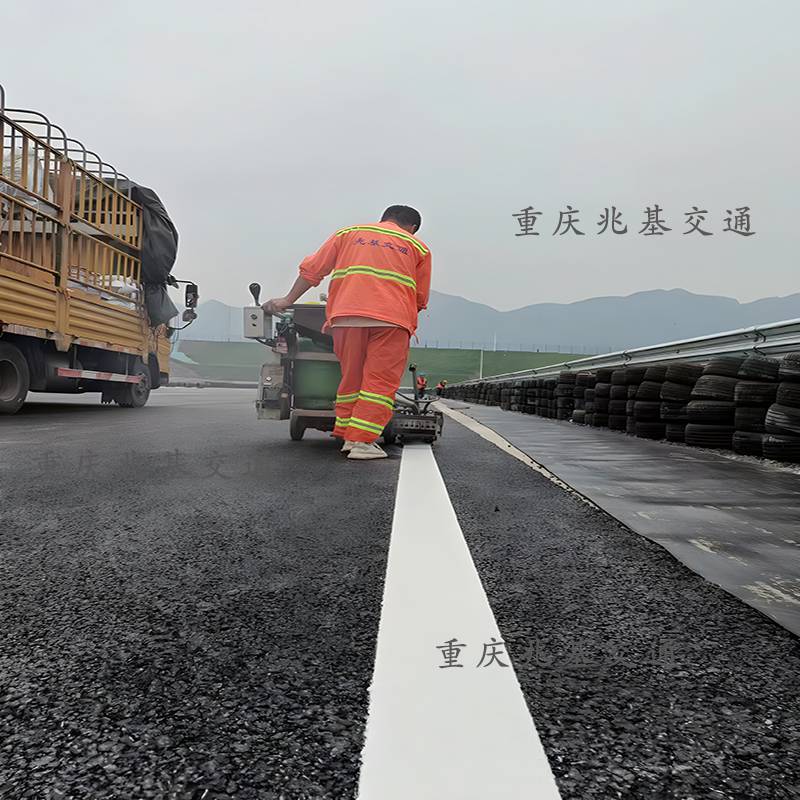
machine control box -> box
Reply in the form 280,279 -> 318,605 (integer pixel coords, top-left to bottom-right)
243,306 -> 270,339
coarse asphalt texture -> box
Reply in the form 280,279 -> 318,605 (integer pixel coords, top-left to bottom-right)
1,388 -> 799,799
0,389 -> 397,799
435,419 -> 800,800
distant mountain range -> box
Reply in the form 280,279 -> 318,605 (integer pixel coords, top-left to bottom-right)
180,289 -> 800,352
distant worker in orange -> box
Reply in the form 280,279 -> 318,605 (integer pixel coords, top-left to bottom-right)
263,205 -> 431,460
435,379 -> 447,397
416,373 -> 428,398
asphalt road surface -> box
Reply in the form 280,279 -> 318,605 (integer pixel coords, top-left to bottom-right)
1,388 -> 799,799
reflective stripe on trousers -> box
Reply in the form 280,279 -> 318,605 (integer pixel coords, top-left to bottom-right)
332,326 -> 411,443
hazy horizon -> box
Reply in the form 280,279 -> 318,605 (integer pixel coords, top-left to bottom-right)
3,1 -> 797,311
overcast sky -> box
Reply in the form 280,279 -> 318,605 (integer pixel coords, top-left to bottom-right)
3,0 -> 798,310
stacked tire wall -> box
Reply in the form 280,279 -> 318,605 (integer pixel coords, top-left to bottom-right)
764,353 -> 800,461
441,351 -> 800,465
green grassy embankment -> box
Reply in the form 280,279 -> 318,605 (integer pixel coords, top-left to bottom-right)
173,340 -> 587,384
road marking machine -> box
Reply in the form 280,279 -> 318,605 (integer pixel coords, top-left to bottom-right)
243,283 -> 443,444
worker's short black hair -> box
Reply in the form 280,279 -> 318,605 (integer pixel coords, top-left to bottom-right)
381,205 -> 422,232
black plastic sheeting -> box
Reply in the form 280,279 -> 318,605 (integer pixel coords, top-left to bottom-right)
448,404 -> 800,637
116,181 -> 179,326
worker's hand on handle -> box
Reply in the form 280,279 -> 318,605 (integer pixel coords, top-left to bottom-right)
262,297 -> 292,315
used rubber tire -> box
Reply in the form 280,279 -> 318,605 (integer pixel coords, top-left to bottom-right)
779,353 -> 800,383
763,433 -> 800,462
691,375 -> 738,401
733,431 -> 764,456
585,413 -> 595,426
610,385 -> 628,400
636,381 -> 663,400
608,414 -> 626,430
661,381 -> 693,402
738,354 -> 779,381
765,403 -> 800,437
661,402 -> 688,421
685,423 -> 735,449
687,400 -> 735,425
626,418 -> 637,435
611,369 -> 627,386
644,365 -> 669,382
735,406 -> 767,433
665,422 -> 686,442
0,342 -> 30,415
573,386 -> 586,399
635,422 -> 665,440
608,399 -> 627,415
627,384 -> 639,399
776,382 -> 800,408
595,382 -> 611,398
576,372 -> 596,388
592,413 -> 609,427
633,400 -> 661,421
703,355 -> 746,378
664,362 -> 704,385
596,368 -> 614,383
625,367 -> 648,385
572,409 -> 586,424
735,381 -> 778,406
626,399 -> 636,415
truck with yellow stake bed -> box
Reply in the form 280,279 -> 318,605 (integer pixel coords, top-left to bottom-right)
0,83 -> 198,413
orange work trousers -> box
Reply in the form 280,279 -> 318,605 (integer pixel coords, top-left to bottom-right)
332,327 -> 410,443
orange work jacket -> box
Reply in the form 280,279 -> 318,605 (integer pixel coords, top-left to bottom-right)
298,220 -> 432,334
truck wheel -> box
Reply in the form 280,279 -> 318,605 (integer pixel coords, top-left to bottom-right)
0,343 -> 30,415
290,415 -> 305,441
115,361 -> 151,408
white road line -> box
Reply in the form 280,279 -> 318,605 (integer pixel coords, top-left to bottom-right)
437,403 -> 600,510
357,444 -> 562,800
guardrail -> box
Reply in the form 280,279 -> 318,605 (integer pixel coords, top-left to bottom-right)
458,317 -> 800,385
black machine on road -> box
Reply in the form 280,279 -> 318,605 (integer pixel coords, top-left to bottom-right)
243,283 -> 443,444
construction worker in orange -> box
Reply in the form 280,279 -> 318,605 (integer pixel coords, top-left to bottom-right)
262,206 -> 431,461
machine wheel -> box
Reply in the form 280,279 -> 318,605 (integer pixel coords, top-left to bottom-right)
115,360 -> 151,408
382,418 -> 397,445
0,342 -> 30,415
290,415 -> 306,441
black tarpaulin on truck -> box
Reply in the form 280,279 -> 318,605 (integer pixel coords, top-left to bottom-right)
116,181 -> 179,326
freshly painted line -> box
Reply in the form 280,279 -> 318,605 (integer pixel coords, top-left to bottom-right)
357,444 -> 562,800
437,402 -> 600,510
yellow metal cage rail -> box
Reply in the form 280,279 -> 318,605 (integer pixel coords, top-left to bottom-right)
0,83 -> 167,363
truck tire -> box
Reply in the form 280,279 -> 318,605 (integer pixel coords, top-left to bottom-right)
115,361 -> 151,408
0,343 -> 30,415
289,415 -> 305,441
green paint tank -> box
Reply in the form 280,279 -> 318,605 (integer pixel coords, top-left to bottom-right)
293,337 -> 341,410
290,304 -> 341,411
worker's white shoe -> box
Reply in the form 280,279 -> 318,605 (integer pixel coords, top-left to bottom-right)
341,440 -> 356,454
347,441 -> 388,460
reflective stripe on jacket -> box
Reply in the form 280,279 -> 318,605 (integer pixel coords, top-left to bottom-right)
298,220 -> 432,334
